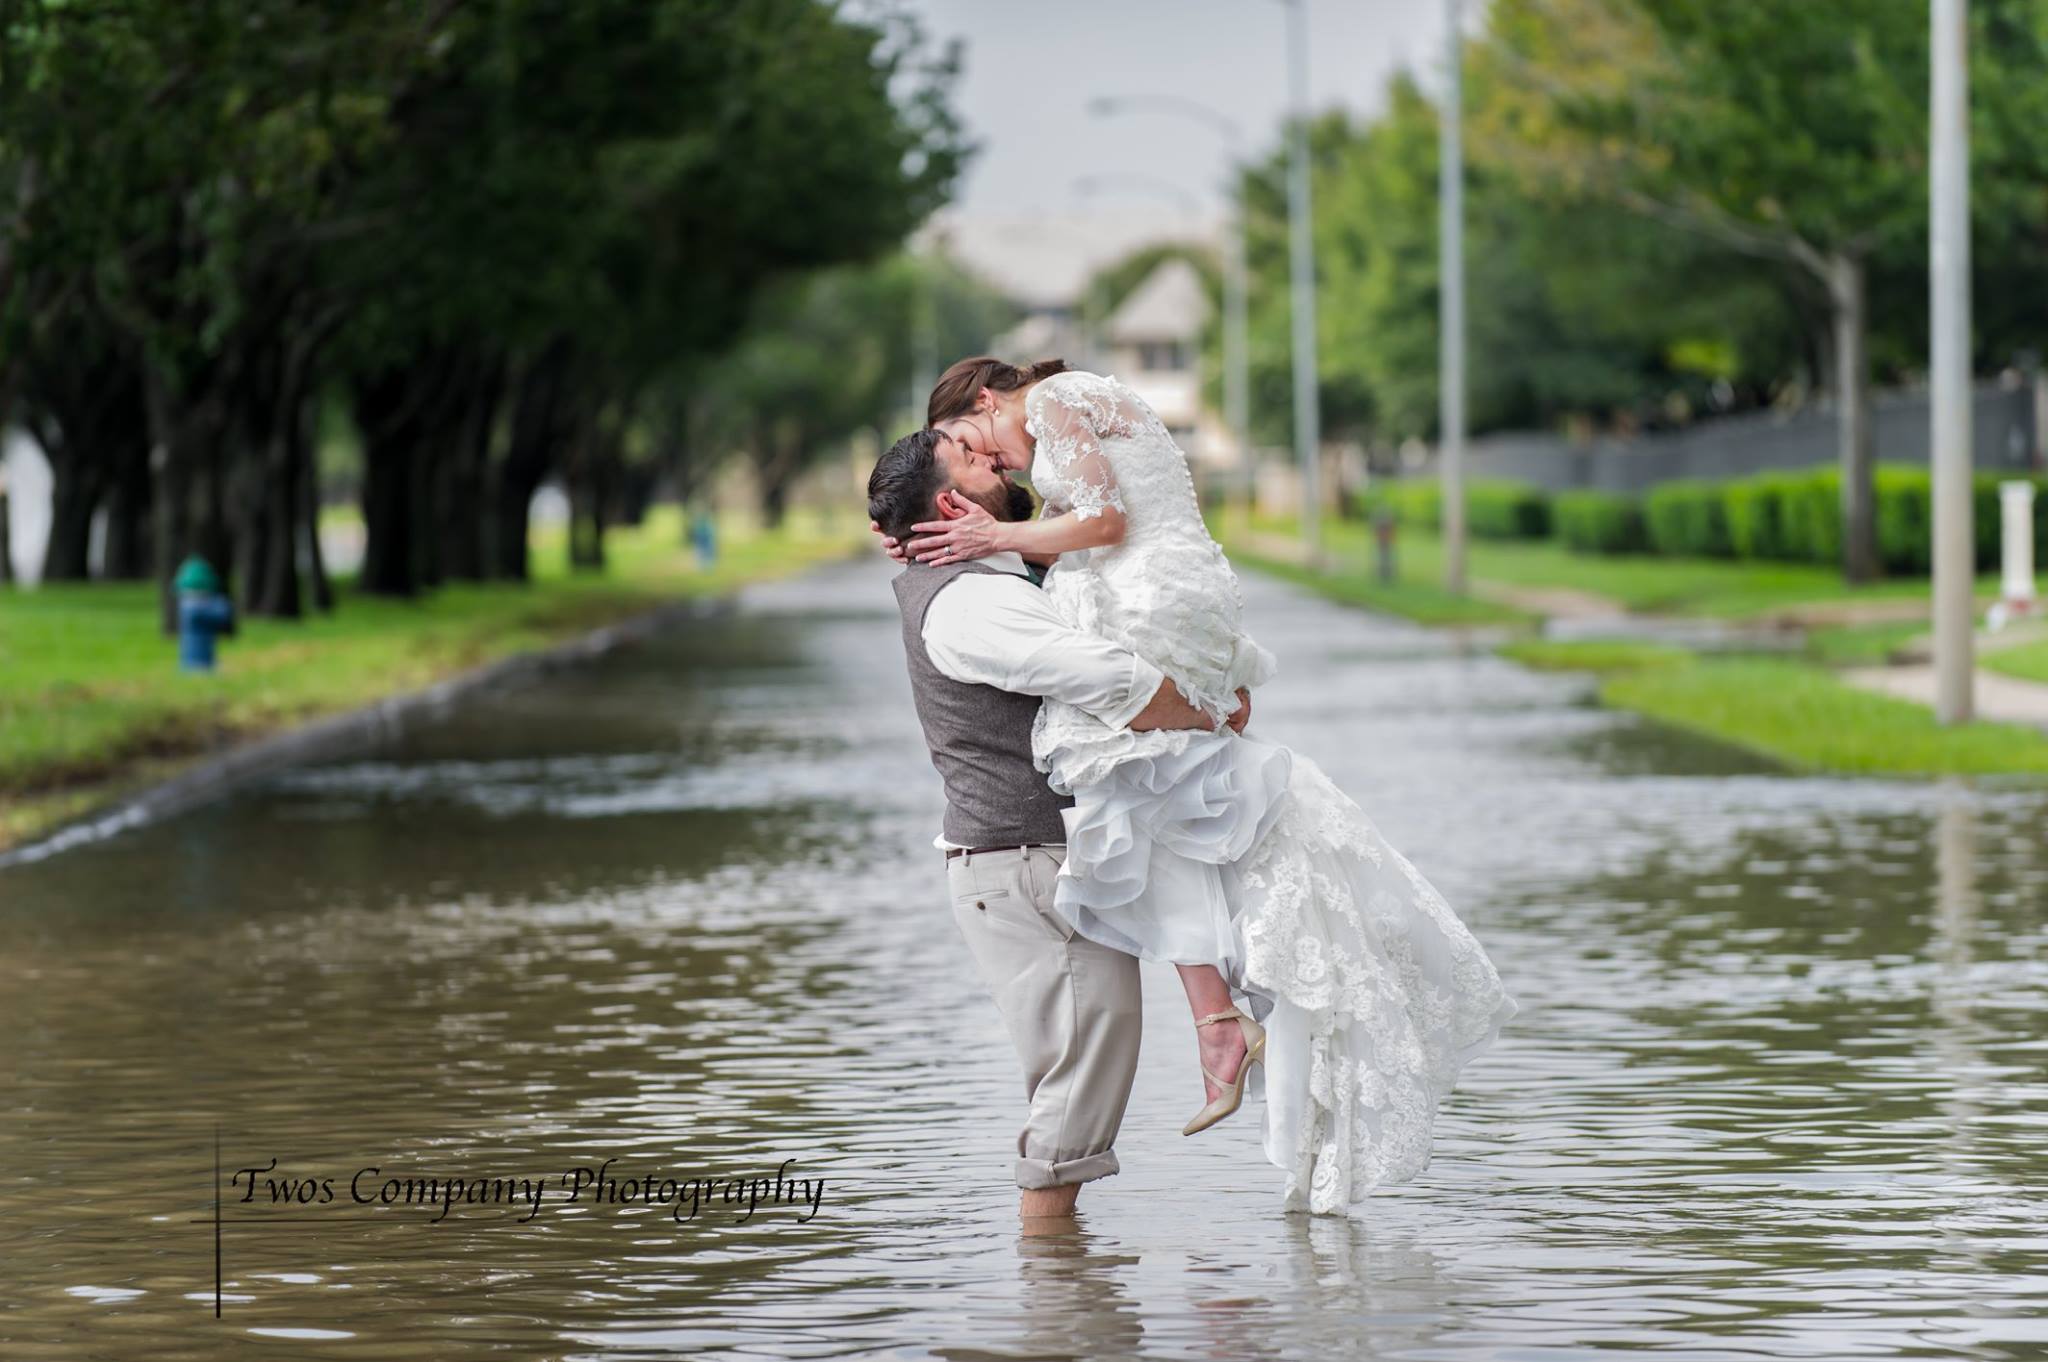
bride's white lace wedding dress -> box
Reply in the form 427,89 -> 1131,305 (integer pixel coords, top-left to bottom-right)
1021,369 -> 1516,1215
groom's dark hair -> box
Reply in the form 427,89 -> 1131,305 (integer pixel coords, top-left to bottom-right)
868,429 -> 949,541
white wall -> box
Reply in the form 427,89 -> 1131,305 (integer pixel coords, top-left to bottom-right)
1,428 -> 51,585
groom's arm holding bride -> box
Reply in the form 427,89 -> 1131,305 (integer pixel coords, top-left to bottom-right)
867,426 -> 1247,736
869,519 -> 1249,736
918,571 -> 1249,736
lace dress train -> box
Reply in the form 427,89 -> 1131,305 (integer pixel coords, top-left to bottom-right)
1021,370 -> 1516,1215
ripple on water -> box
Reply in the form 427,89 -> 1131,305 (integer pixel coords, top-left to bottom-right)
1,560 -> 2044,1359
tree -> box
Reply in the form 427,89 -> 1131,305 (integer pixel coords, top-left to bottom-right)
0,0 -> 968,614
1475,0 -> 2048,581
1229,76 -> 1803,459
329,0 -> 967,587
697,250 -> 1015,525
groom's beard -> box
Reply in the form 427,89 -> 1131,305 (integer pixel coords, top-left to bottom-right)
962,478 -> 1036,524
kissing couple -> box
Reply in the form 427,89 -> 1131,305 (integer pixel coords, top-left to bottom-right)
867,356 -> 1516,1219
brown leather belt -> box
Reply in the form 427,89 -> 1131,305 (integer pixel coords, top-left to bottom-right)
945,842 -> 1053,860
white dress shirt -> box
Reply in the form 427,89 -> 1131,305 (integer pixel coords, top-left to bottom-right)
919,551 -> 1167,848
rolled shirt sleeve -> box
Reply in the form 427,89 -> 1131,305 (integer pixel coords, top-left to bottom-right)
921,569 -> 1166,729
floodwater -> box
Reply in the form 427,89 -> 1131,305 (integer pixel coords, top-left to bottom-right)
4,555 -> 2046,1360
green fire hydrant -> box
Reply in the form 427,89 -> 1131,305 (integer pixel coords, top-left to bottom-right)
175,555 -> 236,672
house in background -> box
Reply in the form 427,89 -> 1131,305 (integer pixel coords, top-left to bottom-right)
1097,258 -> 1237,471
988,305 -> 1096,376
991,256 -> 1240,477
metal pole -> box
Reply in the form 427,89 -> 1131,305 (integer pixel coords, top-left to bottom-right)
909,248 -> 939,421
1439,0 -> 1467,595
1931,0 -> 1973,723
1283,0 -> 1322,562
1225,203 -> 1251,472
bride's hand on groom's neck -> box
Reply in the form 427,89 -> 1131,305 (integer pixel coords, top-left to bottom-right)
906,492 -> 1010,567
869,519 -> 910,565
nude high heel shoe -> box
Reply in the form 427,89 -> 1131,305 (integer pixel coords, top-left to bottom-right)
1182,1004 -> 1266,1136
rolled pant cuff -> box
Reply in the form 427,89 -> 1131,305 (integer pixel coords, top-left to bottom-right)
1016,1149 -> 1120,1190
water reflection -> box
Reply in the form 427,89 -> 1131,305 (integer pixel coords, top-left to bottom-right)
2,558 -> 2046,1359
996,1225 -> 1147,1360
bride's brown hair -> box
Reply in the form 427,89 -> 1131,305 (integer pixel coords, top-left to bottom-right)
925,356 -> 1069,428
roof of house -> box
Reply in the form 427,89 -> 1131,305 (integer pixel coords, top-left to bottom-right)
1103,258 -> 1210,345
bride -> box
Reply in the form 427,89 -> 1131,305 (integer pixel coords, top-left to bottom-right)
893,356 -> 1516,1215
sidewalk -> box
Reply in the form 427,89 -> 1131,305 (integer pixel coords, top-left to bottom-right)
1842,664 -> 2048,730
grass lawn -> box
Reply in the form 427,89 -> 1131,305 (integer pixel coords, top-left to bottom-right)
1801,620 -> 1932,667
1219,508 -> 2048,780
1222,509 -> 2039,622
1224,541 -> 1531,628
1479,637 -> 2048,777
1601,656 -> 2048,778
1983,637 -> 2048,685
0,507 -> 867,847
1495,639 -> 1693,673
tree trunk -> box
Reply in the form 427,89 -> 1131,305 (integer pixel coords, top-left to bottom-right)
247,329 -> 329,619
613,460 -> 658,528
659,393 -> 712,544
146,363 -> 235,635
0,490 -> 11,584
1828,252 -> 1878,584
411,425 -> 443,592
102,439 -> 153,580
756,417 -> 803,530
567,402 -> 627,574
253,433 -> 302,618
760,476 -> 790,529
298,396 -> 333,613
567,459 -> 603,573
25,331 -> 148,581
354,364 -> 428,598
358,430 -> 416,596
231,450 -> 267,616
491,472 -> 534,581
146,370 -> 184,634
493,340 -> 574,582
37,430 -> 98,582
440,356 -> 502,582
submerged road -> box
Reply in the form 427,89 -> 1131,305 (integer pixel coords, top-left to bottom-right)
4,553 -> 2045,1359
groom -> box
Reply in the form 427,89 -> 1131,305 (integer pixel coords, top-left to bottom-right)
866,427 -> 1247,1220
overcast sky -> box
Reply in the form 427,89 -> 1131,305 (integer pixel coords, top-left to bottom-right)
890,0 -> 1452,304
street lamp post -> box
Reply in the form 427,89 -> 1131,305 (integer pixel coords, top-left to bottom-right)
1439,0 -> 1467,596
1931,0 -> 1973,723
1087,97 -> 1252,474
1280,0 -> 1321,563
1222,188 -> 1251,483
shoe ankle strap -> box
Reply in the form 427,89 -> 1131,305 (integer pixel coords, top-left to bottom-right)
1194,1007 -> 1244,1026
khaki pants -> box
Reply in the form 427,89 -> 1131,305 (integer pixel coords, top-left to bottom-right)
946,845 -> 1142,1189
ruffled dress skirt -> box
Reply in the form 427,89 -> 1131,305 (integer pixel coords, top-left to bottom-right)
1031,577 -> 1516,1214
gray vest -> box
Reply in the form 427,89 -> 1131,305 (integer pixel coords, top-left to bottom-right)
893,561 -> 1073,847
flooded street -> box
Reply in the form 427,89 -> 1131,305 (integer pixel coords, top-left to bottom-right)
5,555 -> 2047,1360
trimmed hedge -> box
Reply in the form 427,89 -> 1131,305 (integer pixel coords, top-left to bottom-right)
1555,489 -> 1648,554
1569,464 -> 2047,572
1358,479 -> 1440,530
1360,478 -> 1550,540
1644,480 -> 1734,558
1724,472 -> 1799,560
1358,464 -> 2048,572
1468,480 -> 1552,539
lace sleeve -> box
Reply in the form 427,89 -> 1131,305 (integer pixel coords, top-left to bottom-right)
1028,374 -> 1135,522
